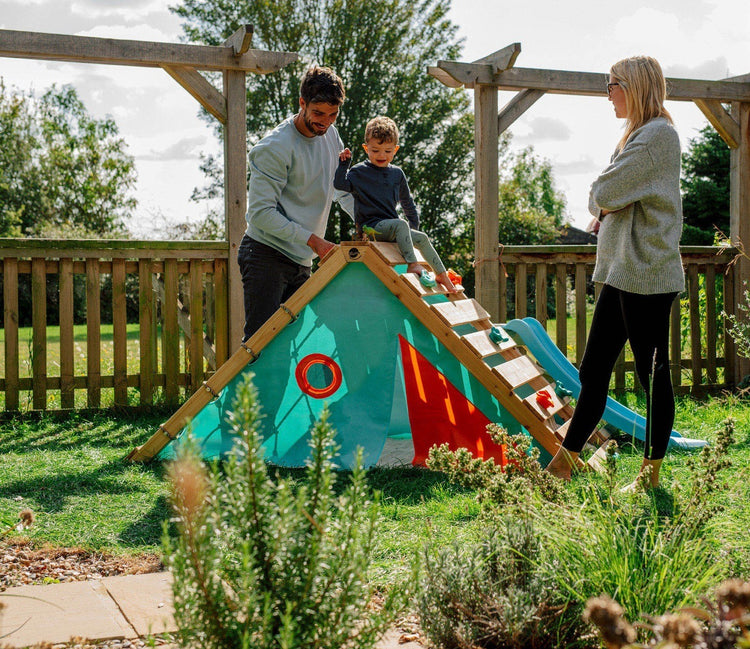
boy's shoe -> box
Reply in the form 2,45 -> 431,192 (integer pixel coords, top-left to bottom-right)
419,270 -> 437,287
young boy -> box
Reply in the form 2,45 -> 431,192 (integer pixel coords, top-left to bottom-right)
334,116 -> 457,293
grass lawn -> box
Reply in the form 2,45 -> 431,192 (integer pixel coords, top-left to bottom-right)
1,392 -> 749,583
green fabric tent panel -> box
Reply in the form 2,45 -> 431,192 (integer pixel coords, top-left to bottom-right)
164,263 -> 523,467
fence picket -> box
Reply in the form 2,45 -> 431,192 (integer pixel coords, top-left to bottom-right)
59,258 -> 75,408
189,259 -> 203,392
3,258 -> 19,410
214,258 -> 229,366
139,259 -> 154,405
112,258 -> 128,405
86,258 -> 102,408
31,258 -> 47,410
163,258 -> 180,405
705,264 -> 717,384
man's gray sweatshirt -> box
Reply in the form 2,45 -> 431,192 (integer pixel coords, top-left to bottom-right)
245,117 -> 354,267
589,117 -> 685,294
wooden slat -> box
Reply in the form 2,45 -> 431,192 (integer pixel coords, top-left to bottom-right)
723,268 -> 736,385
555,263 -> 567,356
214,258 -> 229,367
31,258 -> 47,410
399,271 -> 465,298
223,24 -> 253,56
515,263 -> 527,318
670,295 -> 682,388
614,349 -> 626,394
0,29 -> 297,73
431,298 -> 491,327
86,259 -> 101,408
369,241 -> 427,266
523,388 -> 568,421
693,99 -> 740,148
705,264 -> 717,384
575,263 -> 587,367
461,328 -> 517,358
112,258 -> 128,406
163,259 -> 180,406
492,354 -> 543,390
138,258 -> 154,405
59,258 -> 75,408
535,263 -> 547,326
189,259 -> 204,393
688,264 -> 702,389
3,258 -> 20,410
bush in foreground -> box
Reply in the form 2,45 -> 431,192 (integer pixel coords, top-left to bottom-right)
164,375 -> 403,649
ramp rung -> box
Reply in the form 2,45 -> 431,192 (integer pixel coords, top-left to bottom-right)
461,329 -> 517,358
551,418 -> 571,442
431,299 -> 491,327
586,439 -> 616,473
369,241 -> 428,266
492,354 -> 543,389
400,272 -> 466,298
523,389 -> 568,420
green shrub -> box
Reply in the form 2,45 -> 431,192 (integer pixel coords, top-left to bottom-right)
163,374 -> 404,649
416,511 -> 591,649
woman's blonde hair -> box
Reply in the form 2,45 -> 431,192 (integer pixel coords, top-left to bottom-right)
611,56 -> 673,151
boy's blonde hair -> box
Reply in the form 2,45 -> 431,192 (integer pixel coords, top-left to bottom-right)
364,116 -> 399,144
610,56 -> 673,152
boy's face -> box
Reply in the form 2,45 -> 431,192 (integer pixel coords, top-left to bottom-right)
362,138 -> 399,168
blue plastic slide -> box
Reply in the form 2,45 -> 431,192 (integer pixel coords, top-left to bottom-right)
503,317 -> 707,450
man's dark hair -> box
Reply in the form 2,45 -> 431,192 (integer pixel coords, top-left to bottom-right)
299,65 -> 345,105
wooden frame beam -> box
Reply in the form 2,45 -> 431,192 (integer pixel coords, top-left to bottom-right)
693,99 -> 740,148
0,29 -> 297,73
432,62 -> 750,102
498,88 -> 545,134
162,65 -> 228,124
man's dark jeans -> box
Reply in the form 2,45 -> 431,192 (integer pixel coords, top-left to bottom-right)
237,234 -> 310,342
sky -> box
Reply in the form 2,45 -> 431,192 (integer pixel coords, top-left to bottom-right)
0,0 -> 749,236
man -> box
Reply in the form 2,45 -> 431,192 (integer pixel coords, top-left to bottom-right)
238,65 -> 354,341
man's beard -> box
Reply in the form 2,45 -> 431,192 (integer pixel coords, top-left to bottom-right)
301,110 -> 329,136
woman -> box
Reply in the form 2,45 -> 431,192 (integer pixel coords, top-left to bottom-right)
546,56 -> 684,489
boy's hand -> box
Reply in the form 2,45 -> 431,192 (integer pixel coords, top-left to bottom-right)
339,148 -> 352,162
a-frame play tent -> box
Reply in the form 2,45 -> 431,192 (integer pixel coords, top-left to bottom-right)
128,242 -> 612,469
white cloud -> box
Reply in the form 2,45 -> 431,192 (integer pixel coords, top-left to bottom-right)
515,117 -> 572,143
138,135 -> 208,161
665,58 -> 731,80
75,23 -> 175,43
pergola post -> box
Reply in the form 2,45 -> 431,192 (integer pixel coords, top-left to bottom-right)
474,84 -> 500,321
730,102 -> 750,382
223,69 -> 248,347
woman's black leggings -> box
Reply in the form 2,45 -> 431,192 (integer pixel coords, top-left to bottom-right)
561,284 -> 678,460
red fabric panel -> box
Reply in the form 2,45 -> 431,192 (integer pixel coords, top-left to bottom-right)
398,335 -> 507,467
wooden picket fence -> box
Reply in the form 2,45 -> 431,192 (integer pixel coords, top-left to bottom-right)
495,245 -> 738,396
0,240 -> 229,412
0,240 -> 740,413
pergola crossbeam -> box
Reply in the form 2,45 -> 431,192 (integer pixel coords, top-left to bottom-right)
473,43 -> 521,72
433,62 -> 750,102
498,88 -> 545,134
163,65 -> 228,124
0,29 -> 296,73
693,99 -> 740,148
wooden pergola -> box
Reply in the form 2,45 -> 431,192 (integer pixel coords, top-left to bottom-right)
0,27 -> 297,346
429,44 -> 750,383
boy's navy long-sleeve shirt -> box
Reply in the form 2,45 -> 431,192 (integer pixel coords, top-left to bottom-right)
333,159 -> 419,230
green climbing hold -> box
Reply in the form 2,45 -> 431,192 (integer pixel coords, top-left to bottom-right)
489,325 -> 509,344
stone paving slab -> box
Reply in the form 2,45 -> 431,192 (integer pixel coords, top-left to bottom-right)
101,573 -> 177,637
0,580 -> 135,647
0,572 -> 425,648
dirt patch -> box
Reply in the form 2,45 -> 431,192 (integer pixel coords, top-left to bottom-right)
0,538 -> 162,592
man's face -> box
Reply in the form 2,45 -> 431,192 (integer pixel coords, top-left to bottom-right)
298,99 -> 340,137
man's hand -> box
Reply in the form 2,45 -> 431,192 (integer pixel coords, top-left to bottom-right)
307,233 -> 336,259
339,148 -> 352,162
585,217 -> 601,235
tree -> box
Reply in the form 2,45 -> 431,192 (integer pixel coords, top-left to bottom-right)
681,123 -> 730,245
497,143 -> 567,245
0,80 -> 137,238
171,0 -> 475,273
